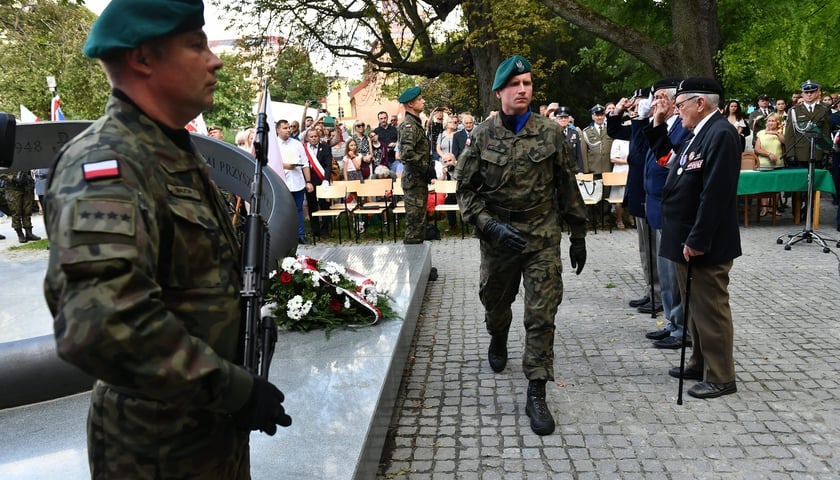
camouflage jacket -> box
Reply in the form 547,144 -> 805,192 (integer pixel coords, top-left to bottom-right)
397,112 -> 431,187
455,112 -> 587,252
43,96 -> 253,440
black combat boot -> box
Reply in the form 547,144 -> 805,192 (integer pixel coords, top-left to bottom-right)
487,333 -> 508,372
525,380 -> 555,435
24,228 -> 41,241
0,233 -> 5,240
15,229 -> 27,243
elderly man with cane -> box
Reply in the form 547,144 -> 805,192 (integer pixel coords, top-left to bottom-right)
645,77 -> 742,399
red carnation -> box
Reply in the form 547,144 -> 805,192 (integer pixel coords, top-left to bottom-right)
329,298 -> 342,312
280,272 -> 293,284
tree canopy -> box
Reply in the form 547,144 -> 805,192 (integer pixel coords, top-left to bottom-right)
0,0 -> 109,120
220,0 -> 839,116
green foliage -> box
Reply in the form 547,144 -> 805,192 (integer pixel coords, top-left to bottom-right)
267,47 -> 329,106
718,0 -> 840,100
0,0 -> 109,120
203,53 -> 256,131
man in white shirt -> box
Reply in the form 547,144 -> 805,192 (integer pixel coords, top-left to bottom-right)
272,120 -> 313,244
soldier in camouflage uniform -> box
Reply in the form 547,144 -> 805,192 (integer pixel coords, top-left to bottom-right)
455,55 -> 588,436
397,86 -> 431,244
0,171 -> 41,243
43,1 -> 290,478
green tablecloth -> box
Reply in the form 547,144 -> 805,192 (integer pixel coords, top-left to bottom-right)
737,168 -> 836,196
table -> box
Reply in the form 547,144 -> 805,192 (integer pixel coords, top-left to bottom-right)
738,168 -> 836,228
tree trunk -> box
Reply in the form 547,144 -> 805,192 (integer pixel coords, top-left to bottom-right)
539,0 -> 720,78
462,0 -> 503,118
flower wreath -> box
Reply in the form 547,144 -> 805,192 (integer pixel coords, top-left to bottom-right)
266,255 -> 398,336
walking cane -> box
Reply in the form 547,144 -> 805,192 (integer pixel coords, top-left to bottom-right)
647,222 -> 656,319
676,258 -> 692,405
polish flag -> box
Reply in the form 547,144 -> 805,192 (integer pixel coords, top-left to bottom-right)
19,105 -> 40,123
51,95 -> 65,121
83,159 -> 120,180
260,89 -> 285,184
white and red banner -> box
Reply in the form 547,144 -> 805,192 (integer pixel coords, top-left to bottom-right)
19,105 -> 40,123
185,112 -> 208,135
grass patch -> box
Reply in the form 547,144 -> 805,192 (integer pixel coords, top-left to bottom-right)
8,239 -> 49,251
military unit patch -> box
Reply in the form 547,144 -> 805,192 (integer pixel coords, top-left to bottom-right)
82,159 -> 120,181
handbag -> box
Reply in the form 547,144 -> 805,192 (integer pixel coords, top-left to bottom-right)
577,178 -> 603,203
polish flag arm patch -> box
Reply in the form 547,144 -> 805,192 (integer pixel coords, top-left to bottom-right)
82,159 -> 120,181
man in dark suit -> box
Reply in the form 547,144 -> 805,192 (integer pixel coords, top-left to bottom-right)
748,94 -> 772,145
303,128 -> 337,237
647,77 -> 742,399
452,113 -> 475,159
608,88 -> 661,312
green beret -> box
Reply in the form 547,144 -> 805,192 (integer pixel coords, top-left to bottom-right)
398,86 -> 422,104
84,0 -> 205,59
492,55 -> 531,91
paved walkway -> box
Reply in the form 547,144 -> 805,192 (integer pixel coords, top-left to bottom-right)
376,205 -> 840,479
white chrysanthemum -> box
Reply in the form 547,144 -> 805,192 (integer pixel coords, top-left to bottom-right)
344,297 -> 351,309
287,295 -> 307,320
305,269 -> 322,287
269,269 -> 277,278
281,257 -> 301,274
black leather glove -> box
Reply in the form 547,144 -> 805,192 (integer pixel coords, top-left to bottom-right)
569,237 -> 586,275
234,375 -> 292,435
482,219 -> 526,253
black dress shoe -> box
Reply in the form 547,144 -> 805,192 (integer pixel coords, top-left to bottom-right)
653,336 -> 692,349
629,295 -> 650,308
488,333 -> 508,373
637,303 -> 663,314
669,366 -> 703,380
645,328 -> 671,340
687,381 -> 737,399
298,236 -> 309,245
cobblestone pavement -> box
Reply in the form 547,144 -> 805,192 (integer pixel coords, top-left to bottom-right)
377,205 -> 840,479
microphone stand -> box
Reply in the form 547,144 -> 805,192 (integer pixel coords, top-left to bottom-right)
776,131 -> 839,252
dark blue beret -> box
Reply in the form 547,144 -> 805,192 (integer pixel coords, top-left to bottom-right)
492,55 -> 531,91
84,0 -> 205,59
652,77 -> 682,93
398,86 -> 422,104
633,86 -> 652,99
676,77 -> 723,97
800,80 -> 820,92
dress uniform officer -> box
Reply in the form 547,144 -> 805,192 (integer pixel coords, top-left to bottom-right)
43,1 -> 290,478
554,106 -> 584,172
784,80 -> 832,168
456,55 -> 588,435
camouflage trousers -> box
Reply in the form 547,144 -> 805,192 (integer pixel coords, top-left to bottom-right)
402,182 -> 428,243
88,382 -> 251,479
3,187 -> 35,230
479,241 -> 564,381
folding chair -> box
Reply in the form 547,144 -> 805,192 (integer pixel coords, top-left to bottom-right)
601,171 -> 628,233
432,180 -> 465,239
352,179 -> 390,243
391,177 -> 406,242
311,183 -> 351,245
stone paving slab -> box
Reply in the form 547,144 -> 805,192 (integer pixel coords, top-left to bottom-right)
376,202 -> 840,479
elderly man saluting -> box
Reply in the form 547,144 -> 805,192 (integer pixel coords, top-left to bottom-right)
456,56 -> 588,435
43,1 -> 291,478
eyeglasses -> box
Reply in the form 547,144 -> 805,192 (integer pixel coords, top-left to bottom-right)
675,96 -> 700,110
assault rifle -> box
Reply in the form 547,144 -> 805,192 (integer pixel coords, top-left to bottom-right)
240,80 -> 276,379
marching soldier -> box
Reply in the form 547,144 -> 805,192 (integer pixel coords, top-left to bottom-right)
456,55 -> 588,435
